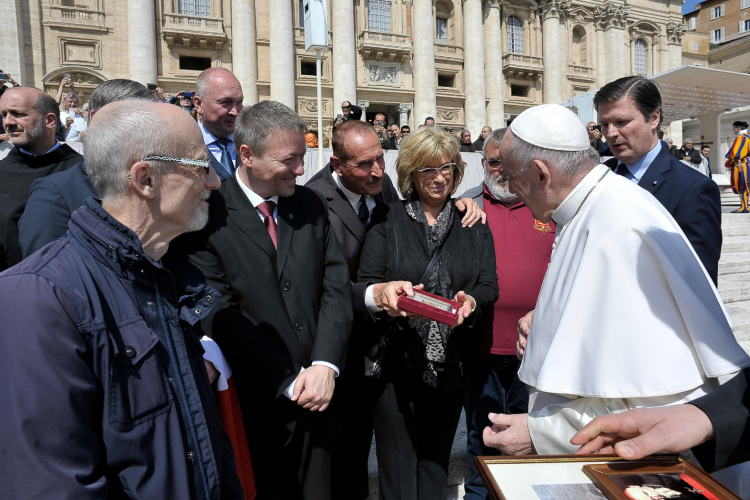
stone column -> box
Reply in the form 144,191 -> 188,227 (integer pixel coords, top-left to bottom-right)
0,0 -> 25,84
128,0 -> 158,85
463,0 -> 486,137
270,0 -> 296,108
602,3 -> 629,82
232,0 -> 259,104
593,19 -> 607,87
666,22 -> 685,70
412,0 -> 437,124
399,103 -> 412,127
484,0 -> 504,128
542,0 -> 564,104
358,101 -> 370,121
332,0 -> 358,109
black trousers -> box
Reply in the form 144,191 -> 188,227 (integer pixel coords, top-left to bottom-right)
372,364 -> 465,500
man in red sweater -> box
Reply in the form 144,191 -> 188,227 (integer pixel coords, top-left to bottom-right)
459,128 -> 555,500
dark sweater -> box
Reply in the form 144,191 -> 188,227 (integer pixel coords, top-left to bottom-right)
0,143 -> 82,203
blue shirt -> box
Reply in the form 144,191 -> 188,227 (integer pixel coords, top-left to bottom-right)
19,141 -> 62,157
617,140 -> 661,183
198,119 -> 236,167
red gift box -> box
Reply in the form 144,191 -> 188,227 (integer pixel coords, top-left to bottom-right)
396,289 -> 460,327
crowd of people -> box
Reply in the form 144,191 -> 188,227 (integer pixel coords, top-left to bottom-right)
0,66 -> 749,500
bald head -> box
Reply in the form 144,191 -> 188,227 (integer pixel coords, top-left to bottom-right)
0,87 -> 59,155
85,101 -> 205,203
194,68 -> 243,139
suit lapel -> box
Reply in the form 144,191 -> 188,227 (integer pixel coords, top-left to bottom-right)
637,145 -> 670,195
223,176 -> 277,258
276,197 -> 295,277
321,169 -> 367,244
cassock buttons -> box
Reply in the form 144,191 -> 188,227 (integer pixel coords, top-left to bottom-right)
283,282 -> 292,291
295,323 -> 303,331
124,346 -> 137,359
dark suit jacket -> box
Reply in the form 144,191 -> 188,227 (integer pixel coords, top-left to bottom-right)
606,143 -> 722,284
183,176 -> 353,401
19,162 -> 97,258
692,367 -> 750,472
676,147 -> 702,165
385,137 -> 399,150
0,193 -> 24,271
357,201 -> 499,359
305,164 -> 400,313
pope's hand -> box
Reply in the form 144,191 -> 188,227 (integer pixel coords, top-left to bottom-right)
455,198 -> 487,228
570,405 -> 715,459
517,310 -> 534,360
453,291 -> 475,327
483,413 -> 534,455
372,281 -> 425,317
292,365 -> 336,412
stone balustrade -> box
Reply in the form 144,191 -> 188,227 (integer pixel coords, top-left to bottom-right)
46,5 -> 106,28
357,30 -> 411,62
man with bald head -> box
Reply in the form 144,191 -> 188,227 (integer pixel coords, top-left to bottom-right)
0,100 -> 244,499
0,86 -> 82,203
193,67 -> 244,181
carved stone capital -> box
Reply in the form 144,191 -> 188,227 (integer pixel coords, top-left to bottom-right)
398,103 -> 413,113
542,0 -> 570,21
666,21 -> 686,44
358,100 -> 370,110
484,0 -> 502,8
594,2 -> 629,30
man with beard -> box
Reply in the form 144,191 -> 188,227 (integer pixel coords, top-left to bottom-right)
459,128 -> 555,500
0,100 -> 243,500
0,87 -> 82,203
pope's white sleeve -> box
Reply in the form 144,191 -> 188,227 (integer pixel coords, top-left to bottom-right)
527,397 -> 630,455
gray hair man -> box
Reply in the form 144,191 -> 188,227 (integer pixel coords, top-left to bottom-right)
459,127 -> 555,500
184,100 -> 353,499
0,100 -> 244,499
482,103 -> 749,459
193,67 -> 244,181
19,79 -> 158,257
60,91 -> 83,132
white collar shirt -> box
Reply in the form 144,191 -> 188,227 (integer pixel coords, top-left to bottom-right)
235,169 -> 278,223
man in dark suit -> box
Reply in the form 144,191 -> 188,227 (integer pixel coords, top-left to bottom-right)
183,100 -> 353,500
593,76 -> 721,284
0,193 -> 23,271
193,68 -> 244,182
18,79 -> 158,257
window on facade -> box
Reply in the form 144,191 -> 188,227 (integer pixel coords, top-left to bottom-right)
178,0 -> 211,17
634,39 -> 647,75
368,0 -> 392,32
437,73 -> 455,87
572,26 -> 587,65
742,0 -> 750,10
692,41 -> 699,50
741,19 -> 750,32
689,17 -> 696,30
510,84 -> 530,97
711,27 -> 725,42
179,56 -> 212,71
507,16 -> 524,54
299,0 -> 305,27
300,61 -> 317,75
710,4 -> 725,19
436,17 -> 448,44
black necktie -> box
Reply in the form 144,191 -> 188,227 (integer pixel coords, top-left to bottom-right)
215,138 -> 234,178
357,196 -> 369,226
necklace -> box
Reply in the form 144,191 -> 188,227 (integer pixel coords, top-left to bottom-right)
552,168 -> 611,252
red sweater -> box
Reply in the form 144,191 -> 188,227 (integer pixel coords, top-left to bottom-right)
481,187 -> 555,355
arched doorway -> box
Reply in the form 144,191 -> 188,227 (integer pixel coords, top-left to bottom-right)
41,66 -> 108,104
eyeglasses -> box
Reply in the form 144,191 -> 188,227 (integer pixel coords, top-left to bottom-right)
342,106 -> 351,111
142,155 -> 211,175
417,163 -> 455,177
486,159 -> 502,167
401,130 -> 410,135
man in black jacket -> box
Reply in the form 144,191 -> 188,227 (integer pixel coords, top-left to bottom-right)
675,138 -> 702,167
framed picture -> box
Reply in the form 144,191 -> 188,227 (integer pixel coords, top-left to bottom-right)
584,459 -> 742,500
475,455 -> 689,500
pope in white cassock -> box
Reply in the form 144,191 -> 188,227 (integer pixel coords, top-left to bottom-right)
482,103 -> 750,456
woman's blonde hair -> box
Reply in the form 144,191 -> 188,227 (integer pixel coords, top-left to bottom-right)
395,127 -> 465,199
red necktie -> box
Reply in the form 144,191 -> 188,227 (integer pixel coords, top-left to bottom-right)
257,201 -> 277,249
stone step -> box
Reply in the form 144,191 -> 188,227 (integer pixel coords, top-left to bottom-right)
722,212 -> 750,224
721,236 -> 750,253
719,252 -> 750,275
726,299 -> 750,343
718,272 -> 750,303
723,224 -> 750,237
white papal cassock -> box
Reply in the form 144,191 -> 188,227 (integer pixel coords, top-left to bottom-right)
519,163 -> 750,455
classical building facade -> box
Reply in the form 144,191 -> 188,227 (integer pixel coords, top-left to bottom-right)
5,0 -> 685,137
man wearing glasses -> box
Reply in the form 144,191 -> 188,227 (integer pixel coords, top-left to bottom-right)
333,100 -> 363,130
459,128 -> 555,500
0,100 -> 245,499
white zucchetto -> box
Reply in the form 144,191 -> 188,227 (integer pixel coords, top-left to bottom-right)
510,103 -> 591,151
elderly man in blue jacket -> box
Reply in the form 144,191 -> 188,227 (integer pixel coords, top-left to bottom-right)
0,100 -> 243,500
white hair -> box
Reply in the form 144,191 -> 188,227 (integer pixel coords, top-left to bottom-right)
84,101 -> 177,203
508,132 -> 600,177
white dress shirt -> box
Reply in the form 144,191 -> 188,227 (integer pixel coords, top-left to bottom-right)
331,170 -> 377,217
236,171 -> 340,398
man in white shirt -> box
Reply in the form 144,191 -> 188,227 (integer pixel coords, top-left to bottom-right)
192,68 -> 244,181
59,92 -> 84,134
481,103 -> 750,456
184,100 -> 352,500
